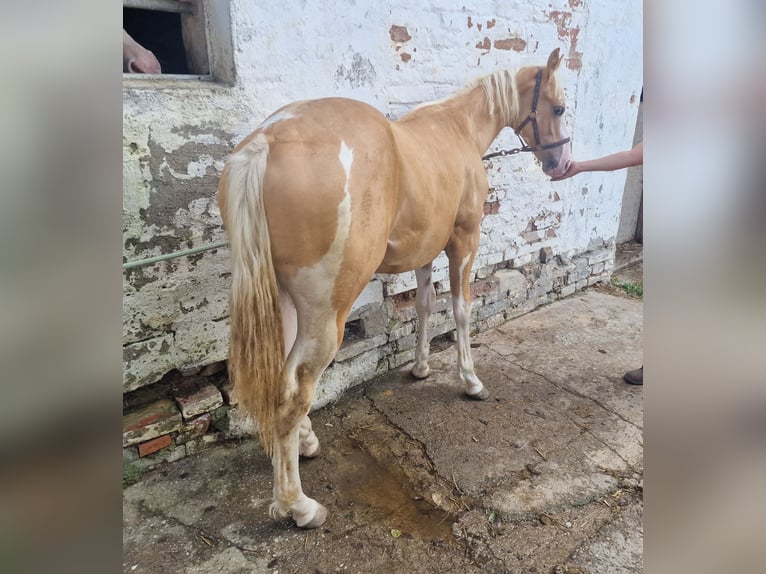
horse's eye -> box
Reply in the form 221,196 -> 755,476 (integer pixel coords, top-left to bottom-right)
553,106 -> 565,116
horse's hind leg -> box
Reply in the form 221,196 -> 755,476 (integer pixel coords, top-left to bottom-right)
270,300 -> 340,528
446,232 -> 489,400
411,263 -> 436,379
280,288 -> 321,459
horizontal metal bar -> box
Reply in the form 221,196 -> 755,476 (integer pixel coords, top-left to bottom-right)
123,240 -> 229,270
123,0 -> 195,14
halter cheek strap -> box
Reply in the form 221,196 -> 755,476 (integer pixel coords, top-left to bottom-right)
509,67 -> 571,155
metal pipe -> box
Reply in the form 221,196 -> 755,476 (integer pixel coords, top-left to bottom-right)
123,240 -> 228,270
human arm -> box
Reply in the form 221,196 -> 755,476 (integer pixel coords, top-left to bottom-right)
550,142 -> 643,181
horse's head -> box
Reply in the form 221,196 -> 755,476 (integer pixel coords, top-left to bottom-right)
514,48 -> 572,178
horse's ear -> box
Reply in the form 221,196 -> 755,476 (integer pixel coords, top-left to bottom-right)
546,48 -> 563,73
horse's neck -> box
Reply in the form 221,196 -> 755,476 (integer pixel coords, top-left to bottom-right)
397,86 -> 506,157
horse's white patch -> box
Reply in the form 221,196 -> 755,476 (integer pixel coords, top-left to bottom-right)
339,141 -> 353,180
287,141 -> 354,344
453,254 -> 483,394
259,110 -> 295,131
458,254 -> 471,286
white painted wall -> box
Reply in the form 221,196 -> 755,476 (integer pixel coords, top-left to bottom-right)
123,0 -> 643,392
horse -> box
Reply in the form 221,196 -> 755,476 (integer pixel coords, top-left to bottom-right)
218,48 -> 571,529
122,29 -> 161,74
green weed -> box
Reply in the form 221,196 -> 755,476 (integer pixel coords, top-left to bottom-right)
611,277 -> 643,298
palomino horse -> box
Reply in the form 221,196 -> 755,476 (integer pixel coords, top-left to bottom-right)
218,48 -> 571,529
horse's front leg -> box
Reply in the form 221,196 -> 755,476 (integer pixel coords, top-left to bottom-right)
446,233 -> 489,400
411,263 -> 436,379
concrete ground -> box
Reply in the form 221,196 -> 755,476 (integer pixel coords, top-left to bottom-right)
124,262 -> 643,574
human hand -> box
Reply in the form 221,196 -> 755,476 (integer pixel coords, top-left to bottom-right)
549,160 -> 581,181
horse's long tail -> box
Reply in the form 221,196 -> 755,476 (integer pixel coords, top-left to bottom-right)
220,134 -> 283,458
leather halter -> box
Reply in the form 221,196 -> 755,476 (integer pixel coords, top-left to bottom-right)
482,66 -> 570,161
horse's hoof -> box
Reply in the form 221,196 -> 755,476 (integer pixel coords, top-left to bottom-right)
296,504 -> 328,529
466,387 -> 490,401
411,364 -> 431,379
300,444 -> 321,458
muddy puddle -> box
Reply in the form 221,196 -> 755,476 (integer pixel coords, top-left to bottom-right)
329,437 -> 454,542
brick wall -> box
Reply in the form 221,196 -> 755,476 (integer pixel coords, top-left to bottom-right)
123,244 -> 614,473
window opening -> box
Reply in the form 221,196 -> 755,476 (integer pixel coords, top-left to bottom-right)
123,0 -> 209,76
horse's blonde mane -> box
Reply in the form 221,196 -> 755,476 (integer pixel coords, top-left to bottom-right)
403,68 -> 520,123
468,69 -> 520,126
402,65 -> 562,127
459,66 -> 559,125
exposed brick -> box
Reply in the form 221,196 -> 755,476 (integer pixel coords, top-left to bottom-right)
359,305 -> 387,337
560,284 -> 576,297
470,278 -> 497,299
393,299 -> 418,322
522,230 -> 543,244
137,434 -> 172,457
568,258 -> 591,282
429,320 -> 456,339
123,399 -> 183,447
427,310 -> 453,332
474,299 -> 509,320
512,254 -> 533,268
483,283 -> 504,304
586,248 -> 612,265
397,332 -> 418,352
530,277 -> 553,299
478,313 -> 506,331
389,322 -> 414,341
495,269 -> 528,300
389,348 -> 416,369
174,382 -> 224,420
176,413 -> 212,444
539,247 -> 554,263
389,25 -> 412,43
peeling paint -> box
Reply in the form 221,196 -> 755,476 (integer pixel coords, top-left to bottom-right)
389,25 -> 411,43
475,36 -> 491,52
546,10 -> 583,71
483,200 -> 501,216
494,37 -> 526,51
486,19 -> 496,29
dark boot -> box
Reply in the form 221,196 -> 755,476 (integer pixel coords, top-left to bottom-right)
623,366 -> 643,386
